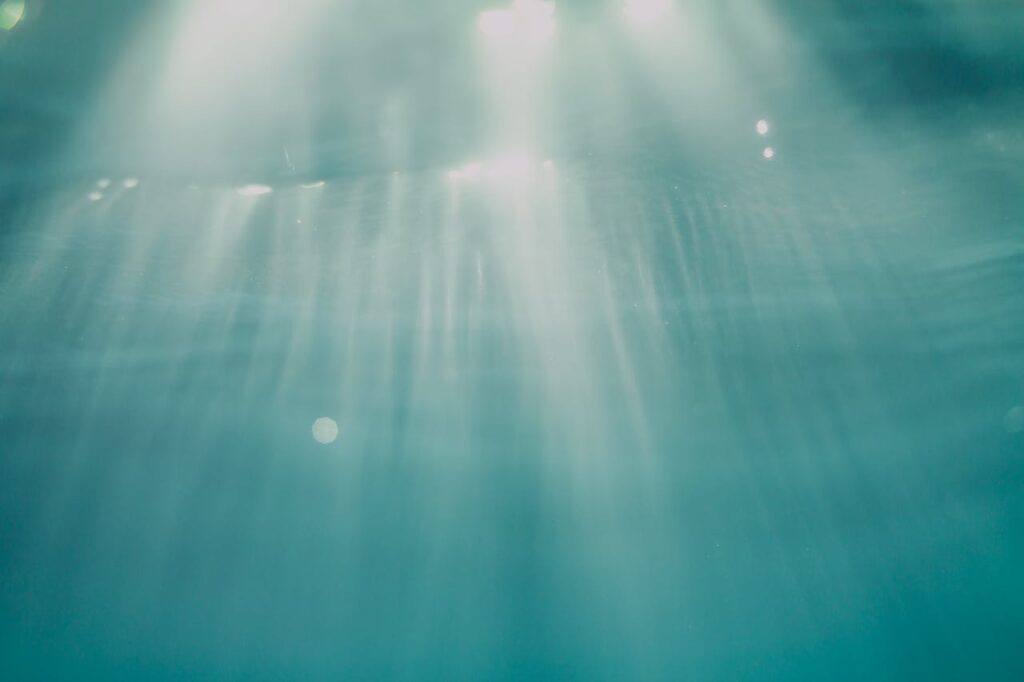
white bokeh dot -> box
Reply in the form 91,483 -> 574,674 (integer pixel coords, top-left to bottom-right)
312,417 -> 339,444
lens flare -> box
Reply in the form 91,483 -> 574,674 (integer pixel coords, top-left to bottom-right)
312,417 -> 339,444
0,0 -> 24,31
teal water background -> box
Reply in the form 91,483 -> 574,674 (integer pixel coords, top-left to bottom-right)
2,1 -> 1023,679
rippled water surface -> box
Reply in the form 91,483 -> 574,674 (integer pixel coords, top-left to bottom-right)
2,1 -> 1023,679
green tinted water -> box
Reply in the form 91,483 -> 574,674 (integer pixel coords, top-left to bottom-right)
2,1 -> 1023,679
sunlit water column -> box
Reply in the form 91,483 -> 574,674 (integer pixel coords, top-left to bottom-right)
460,2 -> 698,664
5,1 -> 1023,678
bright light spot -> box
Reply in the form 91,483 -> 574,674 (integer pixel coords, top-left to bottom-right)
756,119 -> 770,136
0,0 -> 25,31
122,177 -> 140,189
456,161 -> 484,180
446,154 -> 545,184
623,0 -> 671,25
762,147 -> 775,159
300,180 -> 325,189
1007,405 -> 1024,434
478,9 -> 516,37
478,0 -> 556,42
236,183 -> 273,196
87,191 -> 103,202
486,153 -> 531,180
96,178 -> 111,189
447,162 -> 484,182
312,417 -> 339,444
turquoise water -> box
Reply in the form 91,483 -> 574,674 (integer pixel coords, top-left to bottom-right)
2,2 -> 1024,679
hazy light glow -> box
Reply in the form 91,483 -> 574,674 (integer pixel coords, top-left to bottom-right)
486,153 -> 532,180
88,191 -> 104,202
478,0 -> 556,43
623,0 -> 672,26
312,417 -> 339,444
447,154 -> 544,184
300,180 -> 326,189
0,0 -> 24,31
447,161 -> 483,182
756,119 -> 770,136
123,178 -> 140,189
97,178 -> 111,189
762,147 -> 775,159
236,183 -> 273,196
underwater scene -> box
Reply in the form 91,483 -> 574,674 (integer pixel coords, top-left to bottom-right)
1,1 -> 1023,679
